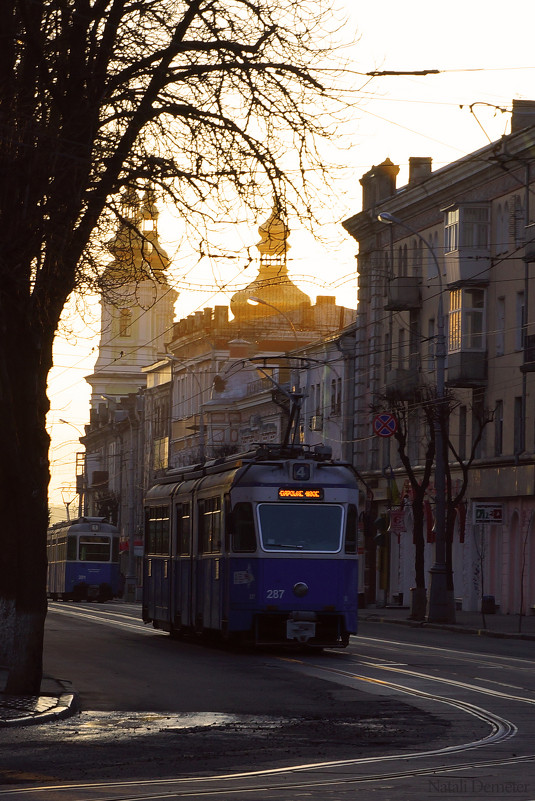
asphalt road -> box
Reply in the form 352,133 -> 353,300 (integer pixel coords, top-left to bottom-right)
1,602 -> 534,800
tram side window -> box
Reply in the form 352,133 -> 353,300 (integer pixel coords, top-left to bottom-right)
232,502 -> 256,553
345,504 -> 358,554
146,506 -> 171,555
198,497 -> 221,554
67,536 -> 77,561
176,502 -> 191,555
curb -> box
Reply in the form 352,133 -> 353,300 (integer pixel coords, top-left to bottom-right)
0,680 -> 80,728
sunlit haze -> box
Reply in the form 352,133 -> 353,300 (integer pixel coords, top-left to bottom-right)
47,0 -> 535,510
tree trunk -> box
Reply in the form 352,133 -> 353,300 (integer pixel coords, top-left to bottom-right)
445,505 -> 455,593
0,317 -> 51,694
409,495 -> 427,620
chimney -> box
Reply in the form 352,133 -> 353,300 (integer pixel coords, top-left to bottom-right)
408,157 -> 432,185
360,158 -> 400,211
511,99 -> 535,132
213,306 -> 229,327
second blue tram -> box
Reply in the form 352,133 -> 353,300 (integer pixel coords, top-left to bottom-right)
47,517 -> 120,602
142,444 -> 359,648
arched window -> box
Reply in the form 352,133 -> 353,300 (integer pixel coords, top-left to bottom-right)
427,232 -> 438,279
503,202 -> 509,253
119,308 -> 132,337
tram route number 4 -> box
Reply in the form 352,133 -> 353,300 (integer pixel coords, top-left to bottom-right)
472,503 -> 503,524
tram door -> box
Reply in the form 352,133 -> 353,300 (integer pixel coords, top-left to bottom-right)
145,506 -> 172,624
194,496 -> 223,631
174,501 -> 194,628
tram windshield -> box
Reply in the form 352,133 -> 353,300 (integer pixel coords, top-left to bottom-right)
78,536 -> 112,562
258,503 -> 343,552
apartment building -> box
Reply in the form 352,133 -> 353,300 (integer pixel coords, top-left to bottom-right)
343,100 -> 535,616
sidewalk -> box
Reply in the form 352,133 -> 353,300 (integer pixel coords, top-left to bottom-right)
0,669 -> 79,728
1,608 -> 533,727
359,604 -> 535,639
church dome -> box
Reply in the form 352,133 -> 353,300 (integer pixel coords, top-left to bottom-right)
230,204 -> 311,321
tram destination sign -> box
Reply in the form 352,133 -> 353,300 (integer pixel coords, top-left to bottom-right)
472,503 -> 503,524
278,487 -> 324,500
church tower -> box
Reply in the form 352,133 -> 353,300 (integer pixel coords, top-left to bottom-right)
85,189 -> 178,406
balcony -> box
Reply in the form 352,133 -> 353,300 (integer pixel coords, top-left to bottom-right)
384,277 -> 421,311
385,368 -> 420,400
446,351 -> 487,387
445,249 -> 491,286
309,415 -> 323,432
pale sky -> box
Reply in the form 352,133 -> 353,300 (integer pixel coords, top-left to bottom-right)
47,0 -> 535,509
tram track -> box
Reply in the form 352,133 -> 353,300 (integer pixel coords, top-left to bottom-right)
353,633 -> 535,669
48,602 -> 155,634
2,640 -> 524,800
28,604 -> 533,800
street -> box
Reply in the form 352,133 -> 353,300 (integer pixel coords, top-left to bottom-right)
0,602 -> 534,799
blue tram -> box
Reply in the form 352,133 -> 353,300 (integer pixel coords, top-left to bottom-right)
47,517 -> 120,602
142,444 -> 359,648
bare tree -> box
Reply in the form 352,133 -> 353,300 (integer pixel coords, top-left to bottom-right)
516,511 -> 532,633
373,389 -> 436,620
0,0 -> 350,693
444,396 -> 494,606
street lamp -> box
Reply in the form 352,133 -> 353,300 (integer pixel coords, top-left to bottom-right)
378,212 -> 453,623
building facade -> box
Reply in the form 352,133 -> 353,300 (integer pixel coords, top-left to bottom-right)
343,99 -> 535,617
78,204 -> 355,598
82,189 -> 177,598
141,205 -> 355,484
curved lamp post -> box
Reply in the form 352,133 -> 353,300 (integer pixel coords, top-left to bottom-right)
247,296 -> 299,345
378,212 -> 453,623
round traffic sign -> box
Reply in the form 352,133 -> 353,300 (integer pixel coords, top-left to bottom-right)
373,412 -> 398,438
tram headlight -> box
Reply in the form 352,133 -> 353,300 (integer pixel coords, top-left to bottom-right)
293,582 -> 309,597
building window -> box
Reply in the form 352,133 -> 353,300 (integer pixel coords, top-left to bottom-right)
427,233 -> 439,279
459,405 -> 467,461
119,308 -> 132,337
415,239 -> 422,276
384,331 -> 391,380
496,203 -> 509,256
444,205 -> 489,252
330,379 -> 341,416
515,291 -> 525,351
448,288 -> 485,353
472,391 -> 485,459
514,395 -> 524,455
427,318 -> 435,371
445,208 -> 459,253
398,328 -> 406,368
494,400 -> 503,457
315,383 -> 321,416
495,296 -> 505,357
